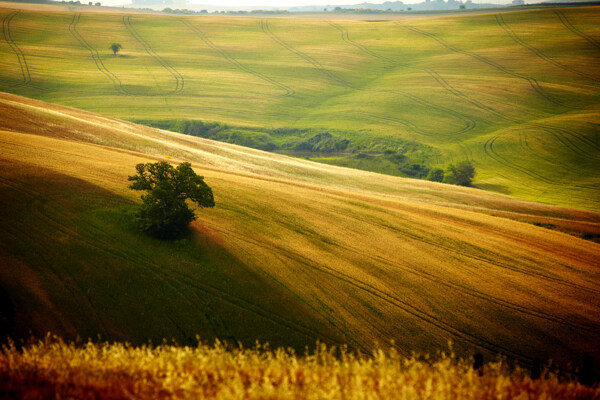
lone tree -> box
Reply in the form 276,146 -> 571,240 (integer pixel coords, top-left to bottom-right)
128,161 -> 215,239
109,43 -> 122,56
443,160 -> 475,187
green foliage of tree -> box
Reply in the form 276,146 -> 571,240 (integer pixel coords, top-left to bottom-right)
443,160 -> 475,186
128,161 -> 214,239
109,43 -> 122,56
426,168 -> 445,182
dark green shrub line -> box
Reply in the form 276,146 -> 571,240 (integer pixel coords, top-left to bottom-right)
133,119 -> 474,185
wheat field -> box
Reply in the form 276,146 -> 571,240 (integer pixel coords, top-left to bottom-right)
1,92 -> 599,370
1,336 -> 599,399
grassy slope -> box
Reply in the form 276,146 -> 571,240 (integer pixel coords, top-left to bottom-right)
0,5 -> 598,209
0,93 -> 599,368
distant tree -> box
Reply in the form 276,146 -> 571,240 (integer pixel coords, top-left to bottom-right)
109,43 -> 122,56
443,160 -> 475,186
128,161 -> 215,239
426,168 -> 444,182
459,4 -> 466,9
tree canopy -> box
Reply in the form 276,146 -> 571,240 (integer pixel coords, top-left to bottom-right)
443,160 -> 476,187
109,43 -> 122,55
128,161 -> 214,239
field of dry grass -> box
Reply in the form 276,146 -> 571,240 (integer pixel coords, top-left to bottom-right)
1,336 -> 599,399
1,92 -> 599,373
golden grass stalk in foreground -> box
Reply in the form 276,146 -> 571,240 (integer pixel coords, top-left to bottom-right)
1,336 -> 598,400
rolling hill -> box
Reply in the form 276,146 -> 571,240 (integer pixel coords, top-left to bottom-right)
1,92 -> 599,371
0,4 -> 599,210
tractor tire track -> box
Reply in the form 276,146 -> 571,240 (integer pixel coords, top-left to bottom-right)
1,11 -> 30,87
399,22 -> 568,108
331,20 -> 485,134
214,225 -> 539,364
336,234 -> 600,334
554,10 -> 600,50
260,19 -> 353,88
0,171 -> 341,348
181,19 -> 293,97
394,90 -> 476,136
495,14 -> 597,82
69,13 -> 126,95
327,20 -> 394,63
0,176 -> 112,339
484,134 -> 554,184
419,69 -> 598,171
389,28 -> 597,158
123,15 -> 184,95
328,21 -> 476,137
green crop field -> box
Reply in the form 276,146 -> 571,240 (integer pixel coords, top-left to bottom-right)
0,4 -> 598,210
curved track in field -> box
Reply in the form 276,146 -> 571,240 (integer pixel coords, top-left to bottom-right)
400,22 -> 568,108
338,214 -> 600,334
329,20 -> 597,185
554,9 -> 600,50
495,14 -> 597,82
1,11 -> 31,87
213,224 -> 566,366
260,19 -> 353,89
181,19 -> 294,97
123,15 -> 184,95
69,13 -> 127,95
327,20 -> 394,63
0,167 -> 352,351
327,21 -> 476,137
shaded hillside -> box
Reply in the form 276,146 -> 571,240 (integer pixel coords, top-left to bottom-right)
0,6 -> 598,209
0,93 -> 599,369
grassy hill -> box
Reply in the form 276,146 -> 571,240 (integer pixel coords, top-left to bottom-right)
1,93 -> 599,370
0,5 -> 598,209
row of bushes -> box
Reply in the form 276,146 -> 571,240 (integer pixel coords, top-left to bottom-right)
134,119 -> 474,186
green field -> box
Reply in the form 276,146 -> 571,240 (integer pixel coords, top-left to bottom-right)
0,4 -> 599,209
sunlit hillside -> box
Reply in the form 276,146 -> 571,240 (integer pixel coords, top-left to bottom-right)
1,93 -> 599,371
0,5 -> 599,209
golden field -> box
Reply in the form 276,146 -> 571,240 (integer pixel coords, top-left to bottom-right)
0,92 -> 598,370
1,336 -> 599,399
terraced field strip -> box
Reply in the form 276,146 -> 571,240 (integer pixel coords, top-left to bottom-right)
181,19 -> 294,97
68,13 -> 126,95
495,14 -> 596,82
122,15 -> 184,95
259,19 -> 353,88
554,9 -> 600,49
399,22 -> 567,108
1,11 -> 30,87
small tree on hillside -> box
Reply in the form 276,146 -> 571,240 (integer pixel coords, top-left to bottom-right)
109,43 -> 122,56
443,160 -> 475,187
128,161 -> 215,239
426,168 -> 444,182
